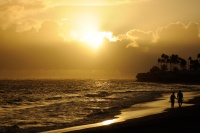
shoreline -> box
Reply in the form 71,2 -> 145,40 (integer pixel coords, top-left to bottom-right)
1,91 -> 199,133
40,91 -> 200,133
70,98 -> 200,133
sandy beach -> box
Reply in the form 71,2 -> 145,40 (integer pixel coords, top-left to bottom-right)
71,101 -> 200,133
40,91 -> 200,133
69,92 -> 200,133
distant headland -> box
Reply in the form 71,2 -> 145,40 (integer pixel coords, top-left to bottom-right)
136,53 -> 200,84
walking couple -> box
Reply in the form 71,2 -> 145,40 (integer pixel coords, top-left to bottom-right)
170,90 -> 183,108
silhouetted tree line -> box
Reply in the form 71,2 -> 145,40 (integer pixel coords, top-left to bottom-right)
136,53 -> 200,83
150,53 -> 200,73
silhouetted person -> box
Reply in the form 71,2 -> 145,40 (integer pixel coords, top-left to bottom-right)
177,90 -> 183,107
170,92 -> 176,108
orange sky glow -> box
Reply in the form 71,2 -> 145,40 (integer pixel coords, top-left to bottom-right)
1,0 -> 200,79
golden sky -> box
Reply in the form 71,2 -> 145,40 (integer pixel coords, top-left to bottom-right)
1,0 -> 200,79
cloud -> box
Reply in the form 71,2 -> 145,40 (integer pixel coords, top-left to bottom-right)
156,22 -> 200,44
0,19 -> 142,79
153,22 -> 200,58
120,22 -> 200,49
0,4 -> 24,28
0,0 -> 48,31
118,29 -> 156,48
1,20 -> 200,79
49,0 -> 144,6
116,22 -> 200,66
0,0 -> 200,79
0,0 -> 46,9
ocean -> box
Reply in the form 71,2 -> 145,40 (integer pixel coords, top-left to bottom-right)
0,79 -> 200,132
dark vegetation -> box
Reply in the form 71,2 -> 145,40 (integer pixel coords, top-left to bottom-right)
136,53 -> 200,84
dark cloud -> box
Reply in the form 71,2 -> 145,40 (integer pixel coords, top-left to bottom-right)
121,22 -> 200,57
156,22 -> 199,44
153,22 -> 200,58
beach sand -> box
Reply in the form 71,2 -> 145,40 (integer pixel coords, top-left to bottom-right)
68,93 -> 200,133
41,92 -> 200,133
73,102 -> 200,133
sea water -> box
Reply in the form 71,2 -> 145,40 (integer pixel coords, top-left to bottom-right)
0,79 -> 200,131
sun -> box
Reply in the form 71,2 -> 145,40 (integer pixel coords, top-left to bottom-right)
78,31 -> 117,50
62,12 -> 117,50
81,31 -> 105,49
76,15 -> 105,49
69,30 -> 105,50
68,30 -> 117,50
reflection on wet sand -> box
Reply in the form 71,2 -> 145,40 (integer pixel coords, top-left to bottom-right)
102,119 -> 117,125
40,92 -> 200,133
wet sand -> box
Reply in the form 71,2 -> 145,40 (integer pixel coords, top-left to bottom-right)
41,92 -> 200,133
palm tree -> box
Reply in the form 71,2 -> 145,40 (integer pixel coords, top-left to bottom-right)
167,57 -> 172,71
197,53 -> 200,62
170,54 -> 179,71
160,53 -> 170,70
179,58 -> 187,70
158,58 -> 162,68
188,57 -> 192,70
161,53 -> 166,60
